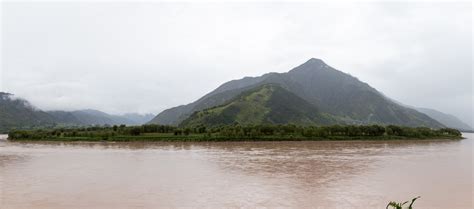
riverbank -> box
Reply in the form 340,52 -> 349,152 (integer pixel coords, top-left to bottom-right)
7,124 -> 463,142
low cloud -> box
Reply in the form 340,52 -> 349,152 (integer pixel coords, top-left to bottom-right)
1,2 -> 472,126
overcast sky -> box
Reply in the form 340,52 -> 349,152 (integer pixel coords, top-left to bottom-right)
1,1 -> 472,126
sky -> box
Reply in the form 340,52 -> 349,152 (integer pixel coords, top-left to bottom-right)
1,1 -> 472,126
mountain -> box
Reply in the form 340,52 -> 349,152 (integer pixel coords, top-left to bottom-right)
0,92 -> 154,132
71,109 -> 134,125
415,107 -> 472,131
0,92 -> 56,133
120,113 -> 155,125
48,110 -> 153,126
150,58 -> 443,128
48,109 -> 130,126
150,76 -> 273,125
181,84 -> 341,127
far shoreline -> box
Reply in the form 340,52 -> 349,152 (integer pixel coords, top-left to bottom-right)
6,124 -> 464,142
6,135 -> 464,143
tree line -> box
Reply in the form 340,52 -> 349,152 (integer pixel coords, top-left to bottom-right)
8,123 -> 462,141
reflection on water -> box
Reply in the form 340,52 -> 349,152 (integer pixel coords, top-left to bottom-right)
0,134 -> 472,209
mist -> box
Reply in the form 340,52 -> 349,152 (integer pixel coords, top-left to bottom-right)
1,1 -> 472,126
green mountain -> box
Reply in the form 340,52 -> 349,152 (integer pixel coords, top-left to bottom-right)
0,92 -> 55,133
150,58 -> 444,128
181,84 -> 341,127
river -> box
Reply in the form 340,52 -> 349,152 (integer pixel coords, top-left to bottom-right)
0,133 -> 472,209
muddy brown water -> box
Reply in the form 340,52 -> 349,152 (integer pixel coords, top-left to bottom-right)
0,133 -> 472,209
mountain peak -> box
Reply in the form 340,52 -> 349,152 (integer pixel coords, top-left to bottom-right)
305,58 -> 325,64
288,58 -> 330,74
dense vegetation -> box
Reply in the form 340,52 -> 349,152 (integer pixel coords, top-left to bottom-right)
181,84 -> 341,127
8,124 -> 462,141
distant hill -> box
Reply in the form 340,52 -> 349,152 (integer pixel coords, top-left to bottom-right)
0,92 -> 55,133
0,92 -> 153,132
150,58 -> 444,128
48,109 -> 131,126
416,107 -> 472,131
120,113 -> 155,125
48,110 -> 155,126
181,84 -> 341,127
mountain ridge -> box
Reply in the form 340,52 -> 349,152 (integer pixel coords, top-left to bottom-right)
180,83 -> 342,127
0,92 -> 154,132
150,58 -> 444,128
0,92 -> 56,132
415,107 -> 472,131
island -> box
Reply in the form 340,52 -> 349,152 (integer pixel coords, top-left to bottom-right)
8,124 -> 463,142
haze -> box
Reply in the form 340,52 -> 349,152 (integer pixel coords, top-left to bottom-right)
0,1 -> 472,126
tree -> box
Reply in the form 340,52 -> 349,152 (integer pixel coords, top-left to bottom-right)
130,127 -> 141,136
184,128 -> 191,136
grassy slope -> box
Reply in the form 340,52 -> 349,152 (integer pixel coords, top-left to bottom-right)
180,84 -> 342,127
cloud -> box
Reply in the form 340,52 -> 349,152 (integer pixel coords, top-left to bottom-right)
1,1 -> 472,126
